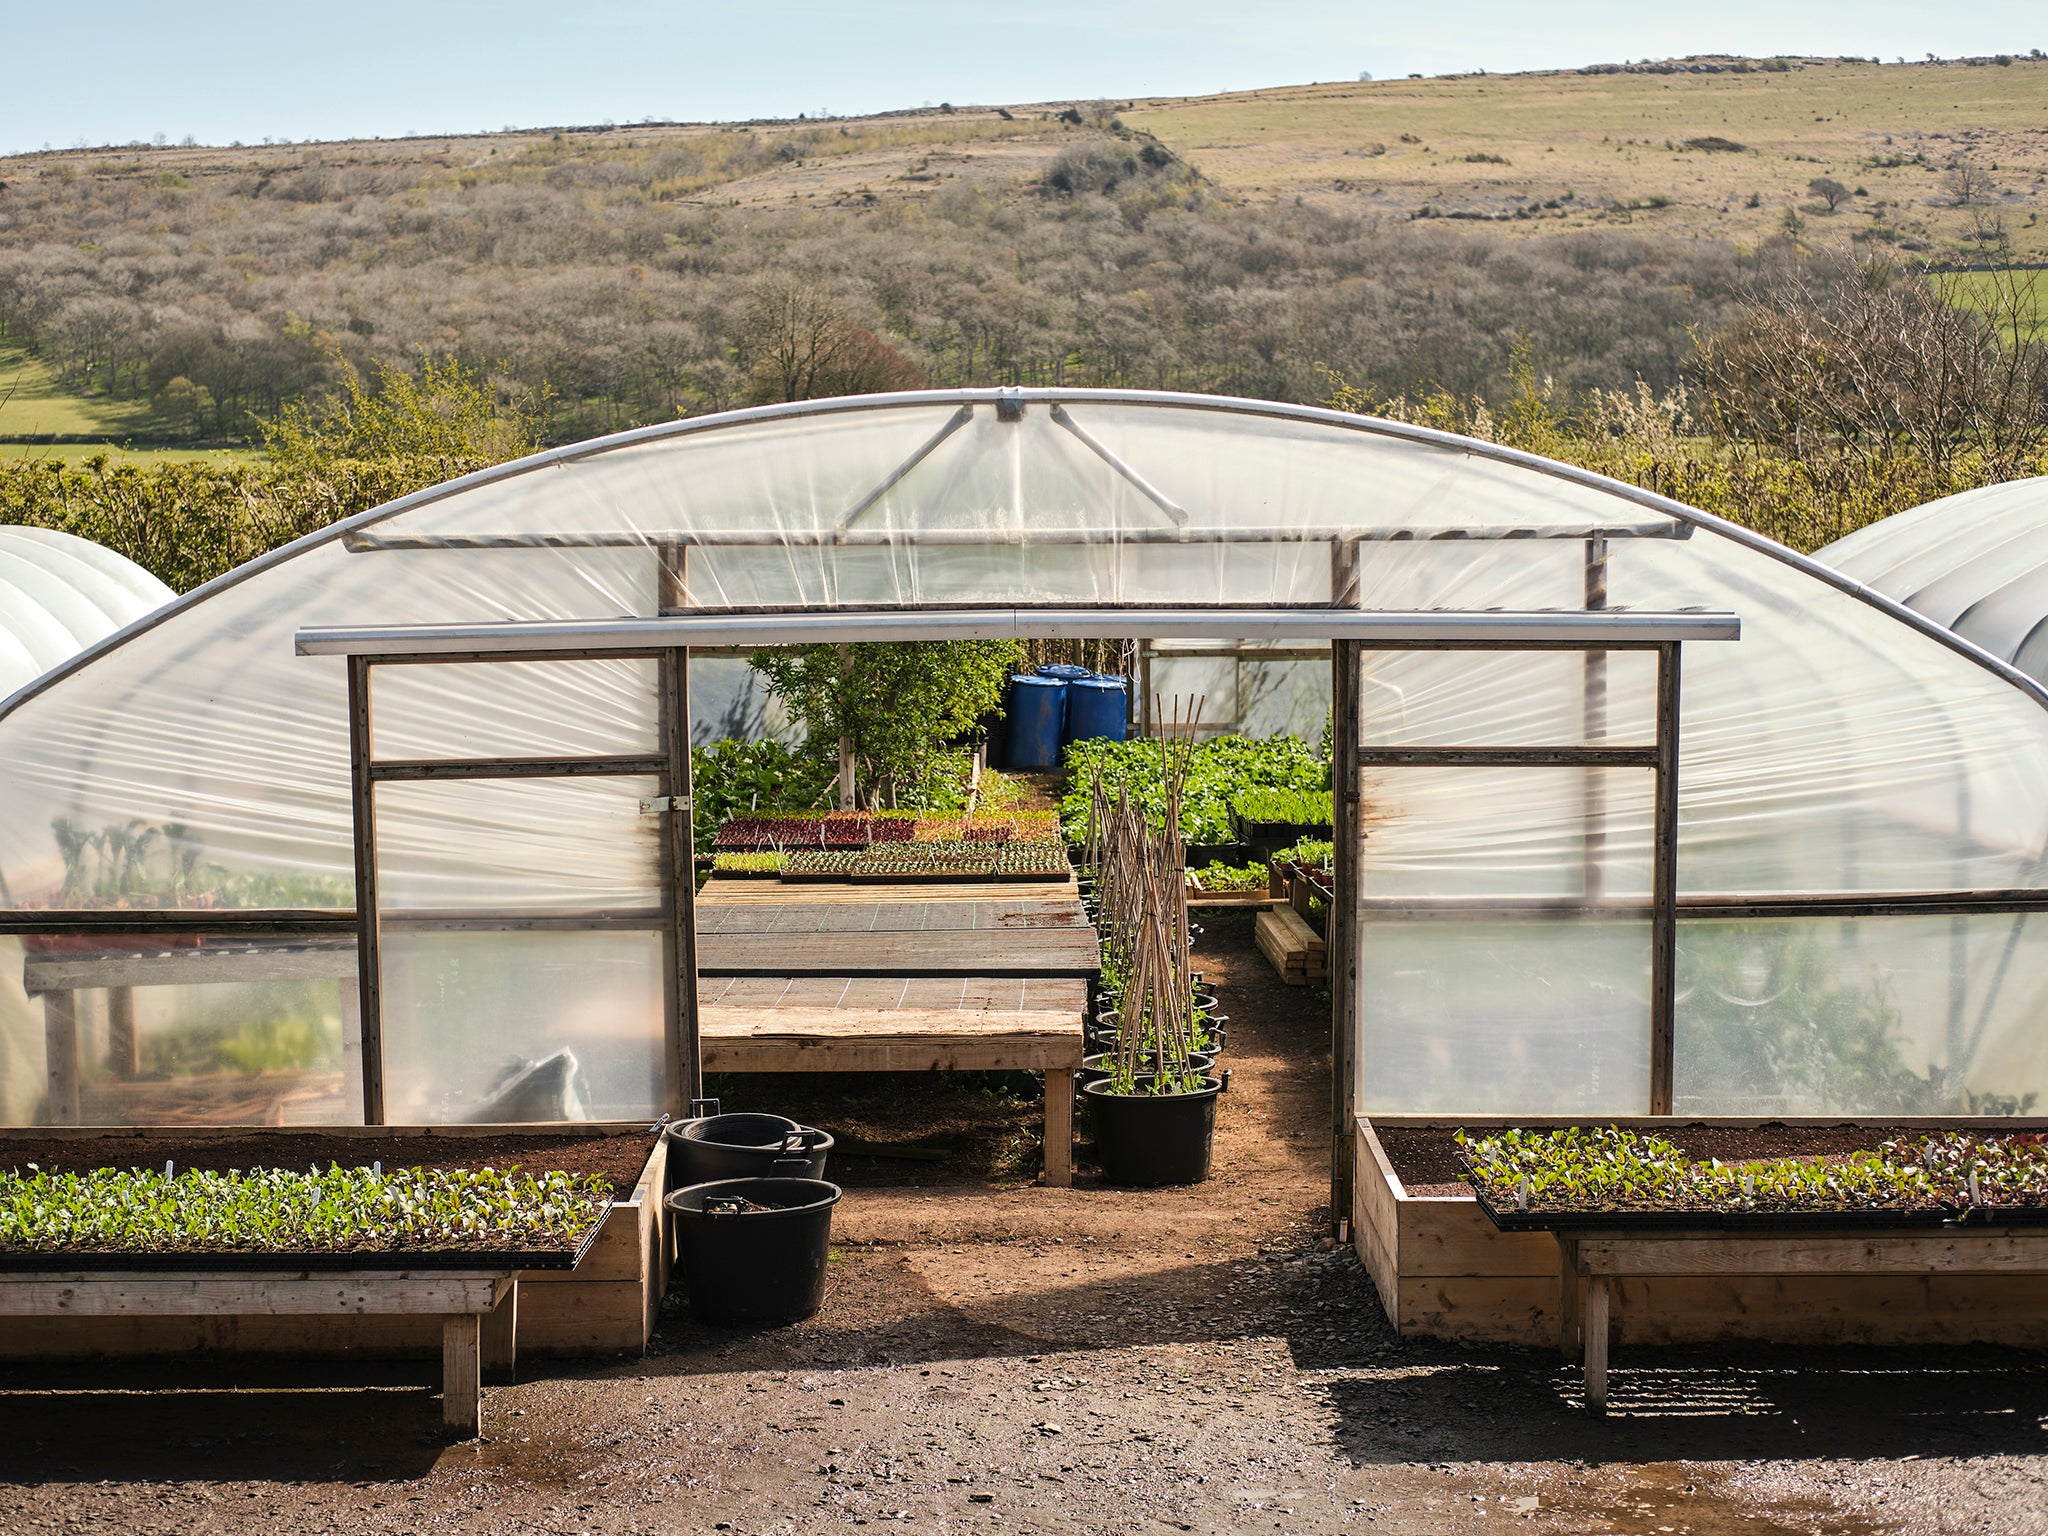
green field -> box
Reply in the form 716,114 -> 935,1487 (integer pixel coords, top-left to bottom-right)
0,342 -> 263,463
1945,269 -> 2048,340
0,343 -> 160,439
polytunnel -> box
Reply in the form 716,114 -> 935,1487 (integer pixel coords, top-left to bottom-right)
2,391 -> 2046,1197
1818,476 -> 2048,687
0,526 -> 174,702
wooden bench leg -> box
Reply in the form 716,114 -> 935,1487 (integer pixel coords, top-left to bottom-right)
1583,1275 -> 1610,1415
482,1279 -> 517,1385
1557,1239 -> 1581,1360
442,1313 -> 481,1437
1043,1068 -> 1074,1188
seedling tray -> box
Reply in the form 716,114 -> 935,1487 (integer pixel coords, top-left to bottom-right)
1469,1185 -> 2048,1234
0,1215 -> 608,1273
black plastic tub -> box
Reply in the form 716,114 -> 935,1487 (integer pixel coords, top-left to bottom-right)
1083,1076 -> 1222,1187
665,1111 -> 834,1190
666,1177 -> 843,1325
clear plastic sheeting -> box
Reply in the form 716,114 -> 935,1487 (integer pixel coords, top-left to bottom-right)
1674,914 -> 2048,1116
0,933 -> 358,1127
1818,477 -> 2048,686
0,390 -> 2046,1127
377,930 -> 664,1123
1358,919 -> 1652,1115
0,526 -> 173,702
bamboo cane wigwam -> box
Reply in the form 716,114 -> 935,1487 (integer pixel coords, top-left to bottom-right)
1085,696 -> 1208,1094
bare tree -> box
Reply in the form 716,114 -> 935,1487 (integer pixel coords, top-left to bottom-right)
736,275 -> 923,404
1943,159 -> 1996,207
1807,176 -> 1850,212
1695,255 -> 2048,496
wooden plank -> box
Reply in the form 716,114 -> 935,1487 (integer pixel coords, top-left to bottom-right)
515,1280 -> 652,1353
706,1035 -> 1082,1074
1043,1068 -> 1074,1189
1354,1123 -> 1404,1273
43,990 -> 79,1126
106,987 -> 138,1078
25,943 -> 357,993
481,1281 -> 517,1383
704,1004 -> 1080,1041
695,899 -> 1089,933
0,1273 -> 507,1316
1583,1275 -> 1610,1413
1351,1134 -> 1401,1321
0,1121 -> 663,1143
1255,910 -> 1311,985
1396,1198 -> 1560,1278
1578,1231 -> 2048,1276
698,877 -> 1078,905
700,976 -> 1088,1012
1265,904 -> 1327,956
1393,1276 -> 1556,1346
697,928 -> 1099,978
1558,1238 -> 1580,1359
442,1313 -> 481,1435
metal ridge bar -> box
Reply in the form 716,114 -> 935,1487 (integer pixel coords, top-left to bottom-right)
8,886 -> 2047,936
1358,745 -> 1659,767
367,754 -> 669,782
0,910 -> 357,936
298,609 -> 1741,656
340,521 -> 1686,551
1357,891 -> 2048,920
1048,403 -> 1188,527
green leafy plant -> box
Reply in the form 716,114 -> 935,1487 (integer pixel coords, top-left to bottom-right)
1190,861 -> 1267,892
0,1163 -> 614,1256
1455,1125 -> 2048,1219
1061,733 -> 1329,845
1230,787 -> 1333,827
711,851 -> 784,874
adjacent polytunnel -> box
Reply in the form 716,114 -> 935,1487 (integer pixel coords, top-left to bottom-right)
0,526 -> 173,703
1,390 -> 2045,1137
1818,476 -> 2048,687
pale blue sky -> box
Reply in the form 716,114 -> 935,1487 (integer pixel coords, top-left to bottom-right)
4,2 -> 2041,157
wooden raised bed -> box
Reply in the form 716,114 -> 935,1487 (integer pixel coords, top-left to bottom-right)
0,1123 -> 670,1364
1352,1114 -> 2048,1350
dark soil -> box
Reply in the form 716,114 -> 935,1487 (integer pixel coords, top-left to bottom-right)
0,1131 -> 657,1198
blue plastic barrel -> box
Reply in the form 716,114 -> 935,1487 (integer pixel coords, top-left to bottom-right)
1066,674 -> 1128,745
1005,674 -> 1067,769
1037,663 -> 1093,681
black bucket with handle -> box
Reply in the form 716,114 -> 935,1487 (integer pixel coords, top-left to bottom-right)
664,1101 -> 834,1190
666,1177 -> 843,1325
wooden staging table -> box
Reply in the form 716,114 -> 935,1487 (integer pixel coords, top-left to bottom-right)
695,877 -> 1095,1187
0,1268 -> 518,1437
1557,1226 -> 2048,1413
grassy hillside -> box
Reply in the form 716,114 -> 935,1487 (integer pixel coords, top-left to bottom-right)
1127,56 -> 2048,260
0,53 -> 2042,456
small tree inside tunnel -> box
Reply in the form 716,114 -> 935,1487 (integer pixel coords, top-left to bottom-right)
750,640 -> 1024,810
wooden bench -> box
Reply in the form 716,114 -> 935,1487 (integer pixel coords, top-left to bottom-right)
0,1268 -> 519,1436
1557,1227 -> 2048,1413
700,1003 -> 1084,1186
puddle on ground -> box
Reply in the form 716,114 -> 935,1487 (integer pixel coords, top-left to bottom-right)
1515,1462 -> 1880,1536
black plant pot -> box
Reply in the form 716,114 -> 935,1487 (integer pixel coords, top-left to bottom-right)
666,1177 -> 843,1325
665,1110 -> 834,1191
1082,1076 -> 1222,1187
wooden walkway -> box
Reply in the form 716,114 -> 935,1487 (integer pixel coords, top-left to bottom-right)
693,875 -> 1097,1186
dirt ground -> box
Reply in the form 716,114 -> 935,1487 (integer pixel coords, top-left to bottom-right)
3,910 -> 2046,1534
